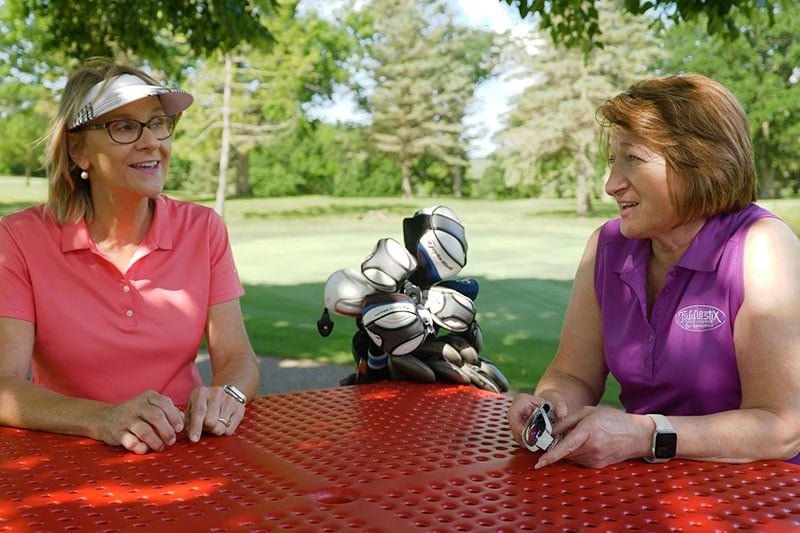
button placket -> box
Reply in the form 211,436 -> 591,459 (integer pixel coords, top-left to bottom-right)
121,279 -> 137,323
647,268 -> 682,380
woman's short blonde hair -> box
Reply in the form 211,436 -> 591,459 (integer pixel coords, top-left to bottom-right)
597,74 -> 756,224
44,59 -> 162,225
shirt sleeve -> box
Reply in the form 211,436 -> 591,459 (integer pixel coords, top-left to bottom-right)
206,210 -> 245,306
0,217 -> 36,321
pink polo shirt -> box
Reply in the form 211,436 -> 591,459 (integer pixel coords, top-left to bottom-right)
0,195 -> 244,405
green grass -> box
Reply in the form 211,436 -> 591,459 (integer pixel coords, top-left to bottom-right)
214,195 -> 608,397
0,177 -> 50,217
4,176 -> 800,404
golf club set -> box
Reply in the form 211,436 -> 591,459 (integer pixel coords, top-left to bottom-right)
316,206 -> 509,393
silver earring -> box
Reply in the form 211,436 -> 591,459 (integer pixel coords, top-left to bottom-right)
80,170 -> 89,180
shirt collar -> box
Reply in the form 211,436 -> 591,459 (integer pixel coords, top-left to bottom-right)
60,196 -> 173,253
614,215 -> 725,276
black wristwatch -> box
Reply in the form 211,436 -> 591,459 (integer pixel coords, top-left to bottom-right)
223,384 -> 247,404
644,414 -> 677,463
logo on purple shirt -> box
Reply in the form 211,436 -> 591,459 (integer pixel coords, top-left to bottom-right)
675,305 -> 727,331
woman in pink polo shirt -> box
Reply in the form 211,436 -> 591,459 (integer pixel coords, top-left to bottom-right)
508,74 -> 800,467
0,59 -> 259,454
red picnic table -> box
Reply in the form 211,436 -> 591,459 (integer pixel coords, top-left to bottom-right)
2,382 -> 799,531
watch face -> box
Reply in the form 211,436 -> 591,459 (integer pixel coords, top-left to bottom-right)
223,385 -> 247,404
654,431 -> 677,459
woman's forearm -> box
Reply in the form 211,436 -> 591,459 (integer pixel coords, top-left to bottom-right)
0,376 -> 107,439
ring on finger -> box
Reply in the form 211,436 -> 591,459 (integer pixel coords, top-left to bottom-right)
218,417 -> 231,427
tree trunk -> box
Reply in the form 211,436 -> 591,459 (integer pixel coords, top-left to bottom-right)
759,159 -> 776,199
215,54 -> 233,216
451,165 -> 463,197
757,120 -> 776,199
575,143 -> 593,217
234,149 -> 253,197
574,68 -> 594,217
401,157 -> 412,198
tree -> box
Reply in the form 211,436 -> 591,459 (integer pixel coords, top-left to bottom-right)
172,4 -> 356,210
3,0 -> 278,76
655,2 -> 800,198
0,4 -> 67,178
499,0 -> 787,53
0,77 -> 53,180
0,0 -> 281,194
494,0 -> 664,215
348,0 -> 498,197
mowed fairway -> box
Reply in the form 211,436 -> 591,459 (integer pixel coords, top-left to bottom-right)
4,177 -> 799,402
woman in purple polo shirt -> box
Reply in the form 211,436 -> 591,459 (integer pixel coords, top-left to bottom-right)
0,60 -> 259,454
508,74 -> 800,467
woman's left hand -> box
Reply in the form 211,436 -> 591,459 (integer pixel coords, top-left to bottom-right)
534,406 -> 652,469
183,385 -> 246,442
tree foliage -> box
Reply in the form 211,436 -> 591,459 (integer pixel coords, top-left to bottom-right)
493,0 -> 665,215
654,2 -> 800,198
499,0 -> 787,53
0,2 -> 66,176
6,0 -> 278,72
248,121 -> 402,197
0,72 -> 53,177
171,4 -> 356,202
3,0 -> 798,205
346,0 -> 499,197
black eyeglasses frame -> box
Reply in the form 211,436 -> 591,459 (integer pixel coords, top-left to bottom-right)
69,115 -> 177,145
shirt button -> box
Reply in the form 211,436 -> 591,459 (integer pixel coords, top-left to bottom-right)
122,285 -> 131,293
125,309 -> 134,318
648,334 -> 655,343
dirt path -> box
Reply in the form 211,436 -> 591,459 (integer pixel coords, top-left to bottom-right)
195,352 -> 350,395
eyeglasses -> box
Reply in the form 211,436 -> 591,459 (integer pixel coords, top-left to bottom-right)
71,115 -> 177,144
521,401 -> 559,452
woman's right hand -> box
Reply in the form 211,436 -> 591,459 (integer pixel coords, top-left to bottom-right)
97,391 -> 185,454
507,393 -> 567,446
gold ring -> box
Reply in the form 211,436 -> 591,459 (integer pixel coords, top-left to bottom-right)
218,417 -> 231,427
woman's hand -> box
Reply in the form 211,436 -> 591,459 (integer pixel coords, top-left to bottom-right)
507,393 -> 568,446
534,406 -> 652,469
98,391 -> 185,454
184,385 -> 246,442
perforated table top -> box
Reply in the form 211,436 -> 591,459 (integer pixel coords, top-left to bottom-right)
2,382 -> 800,532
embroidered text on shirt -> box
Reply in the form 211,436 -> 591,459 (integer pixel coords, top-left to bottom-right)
674,305 -> 726,332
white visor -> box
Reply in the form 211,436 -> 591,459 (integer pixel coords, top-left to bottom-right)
68,74 -> 194,130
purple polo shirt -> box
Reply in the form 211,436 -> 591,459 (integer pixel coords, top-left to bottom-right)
0,195 -> 244,405
595,203 -> 775,415
597,204 -> 800,463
